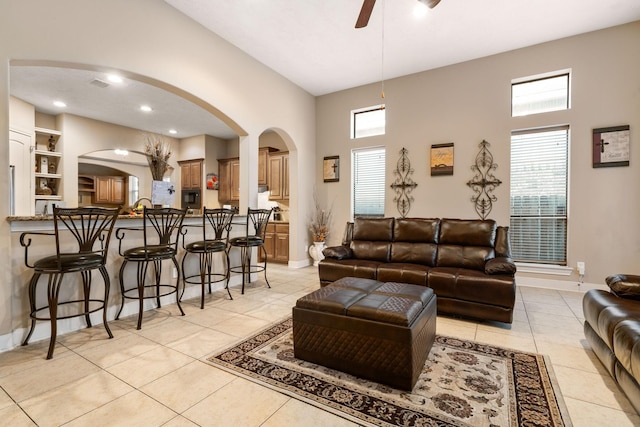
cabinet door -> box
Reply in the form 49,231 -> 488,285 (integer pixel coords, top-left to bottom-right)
282,154 -> 289,200
181,164 -> 192,188
275,234 -> 289,262
111,177 -> 125,204
268,155 -> 283,199
95,176 -> 111,203
258,148 -> 268,186
230,159 -> 240,201
189,161 -> 202,188
218,160 -> 231,203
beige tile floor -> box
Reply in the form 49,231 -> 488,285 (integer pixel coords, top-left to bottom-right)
0,264 -> 638,426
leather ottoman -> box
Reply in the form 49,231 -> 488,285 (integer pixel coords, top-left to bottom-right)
292,277 -> 437,390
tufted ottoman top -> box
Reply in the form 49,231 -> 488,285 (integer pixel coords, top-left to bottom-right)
296,277 -> 434,326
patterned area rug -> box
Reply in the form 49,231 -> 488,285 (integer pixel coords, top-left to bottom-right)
207,317 -> 571,426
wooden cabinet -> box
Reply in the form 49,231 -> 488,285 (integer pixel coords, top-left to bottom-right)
94,176 -> 125,205
179,159 -> 203,189
268,151 -> 289,200
34,127 -> 62,201
218,158 -> 240,203
217,148 -> 276,204
261,222 -> 289,263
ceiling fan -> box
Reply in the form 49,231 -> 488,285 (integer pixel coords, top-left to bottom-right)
355,0 -> 442,28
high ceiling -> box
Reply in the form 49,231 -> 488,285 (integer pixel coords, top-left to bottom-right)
166,0 -> 640,96
10,0 -> 640,139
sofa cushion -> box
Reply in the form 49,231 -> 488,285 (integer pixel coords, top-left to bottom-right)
376,263 -> 429,286
614,319 -> 640,379
351,241 -> 391,262
390,242 -> 437,266
439,219 -> 496,246
485,257 -> 517,275
607,274 -> 640,300
436,244 -> 494,271
318,258 -> 380,283
352,217 -> 394,241
394,218 -> 439,243
322,245 -> 353,260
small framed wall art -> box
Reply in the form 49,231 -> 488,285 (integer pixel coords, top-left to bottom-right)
593,125 -> 630,168
430,143 -> 454,176
323,156 -> 340,182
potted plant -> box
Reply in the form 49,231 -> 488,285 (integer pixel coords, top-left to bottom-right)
309,192 -> 333,266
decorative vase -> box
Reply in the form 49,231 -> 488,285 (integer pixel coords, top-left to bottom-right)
308,241 -> 326,267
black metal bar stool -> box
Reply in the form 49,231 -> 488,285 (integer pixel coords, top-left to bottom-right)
180,207 -> 235,308
227,208 -> 272,294
20,207 -> 120,359
115,207 -> 186,329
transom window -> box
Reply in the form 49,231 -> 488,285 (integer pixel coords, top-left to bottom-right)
351,105 -> 385,139
512,72 -> 570,117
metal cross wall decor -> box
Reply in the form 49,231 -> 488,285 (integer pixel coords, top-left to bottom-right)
390,147 -> 417,218
466,140 -> 502,220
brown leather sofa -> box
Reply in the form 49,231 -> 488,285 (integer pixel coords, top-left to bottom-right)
318,217 -> 516,323
583,274 -> 640,413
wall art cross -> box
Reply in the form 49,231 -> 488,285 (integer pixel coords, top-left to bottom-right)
466,140 -> 502,220
390,147 -> 417,218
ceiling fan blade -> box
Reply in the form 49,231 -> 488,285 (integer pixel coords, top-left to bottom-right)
418,0 -> 442,8
355,0 -> 376,28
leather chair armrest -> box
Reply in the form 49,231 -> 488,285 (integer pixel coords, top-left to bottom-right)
323,245 -> 353,260
485,256 -> 517,275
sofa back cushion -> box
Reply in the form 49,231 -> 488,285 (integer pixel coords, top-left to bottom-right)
438,219 -> 496,246
353,218 -> 394,241
389,218 -> 440,265
436,219 -> 497,270
394,218 -> 440,243
437,245 -> 495,270
350,217 -> 394,262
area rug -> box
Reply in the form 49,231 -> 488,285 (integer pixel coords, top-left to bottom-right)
207,317 -> 571,426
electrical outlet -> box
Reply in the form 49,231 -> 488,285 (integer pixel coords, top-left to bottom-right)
172,268 -> 178,279
577,262 -> 585,275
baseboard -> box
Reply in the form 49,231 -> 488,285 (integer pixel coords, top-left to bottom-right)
516,274 -> 607,293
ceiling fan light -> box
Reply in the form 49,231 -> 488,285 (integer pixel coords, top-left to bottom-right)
418,0 -> 441,9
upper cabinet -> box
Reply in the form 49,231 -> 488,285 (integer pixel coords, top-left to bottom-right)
258,147 -> 278,186
34,127 -> 62,201
94,176 -> 125,205
268,151 -> 289,200
217,148 -> 275,204
178,159 -> 203,189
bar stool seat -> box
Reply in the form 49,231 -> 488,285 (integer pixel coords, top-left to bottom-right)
115,207 -> 186,330
20,207 -> 120,359
228,208 -> 272,294
181,208 -> 235,309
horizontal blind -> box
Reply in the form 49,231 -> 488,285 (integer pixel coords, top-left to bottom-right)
353,147 -> 385,217
510,126 -> 568,264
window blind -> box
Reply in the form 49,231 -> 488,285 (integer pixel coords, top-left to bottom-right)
353,147 -> 386,217
510,126 -> 568,264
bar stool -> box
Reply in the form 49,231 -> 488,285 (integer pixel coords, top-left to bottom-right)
227,208 -> 272,294
180,207 -> 235,308
115,207 -> 186,330
20,207 -> 120,359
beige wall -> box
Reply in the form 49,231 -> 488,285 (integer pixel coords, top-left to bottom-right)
0,0 -> 316,345
316,22 -> 640,285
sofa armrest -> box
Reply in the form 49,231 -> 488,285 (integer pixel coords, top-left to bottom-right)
322,245 -> 353,260
606,274 -> 640,300
485,257 -> 517,275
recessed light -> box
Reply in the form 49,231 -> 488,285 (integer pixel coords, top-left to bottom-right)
114,149 -> 129,156
107,74 -> 123,83
168,129 -> 177,135
140,105 -> 152,112
53,101 -> 67,108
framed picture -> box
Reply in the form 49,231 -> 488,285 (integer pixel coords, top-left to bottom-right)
323,156 -> 340,182
206,173 -> 219,190
593,125 -> 630,168
430,143 -> 454,176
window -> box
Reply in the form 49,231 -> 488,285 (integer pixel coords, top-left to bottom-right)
351,105 -> 385,139
510,126 -> 568,264
512,73 -> 569,117
352,147 -> 385,218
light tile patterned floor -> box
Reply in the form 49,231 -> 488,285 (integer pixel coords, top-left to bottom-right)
0,265 -> 638,426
